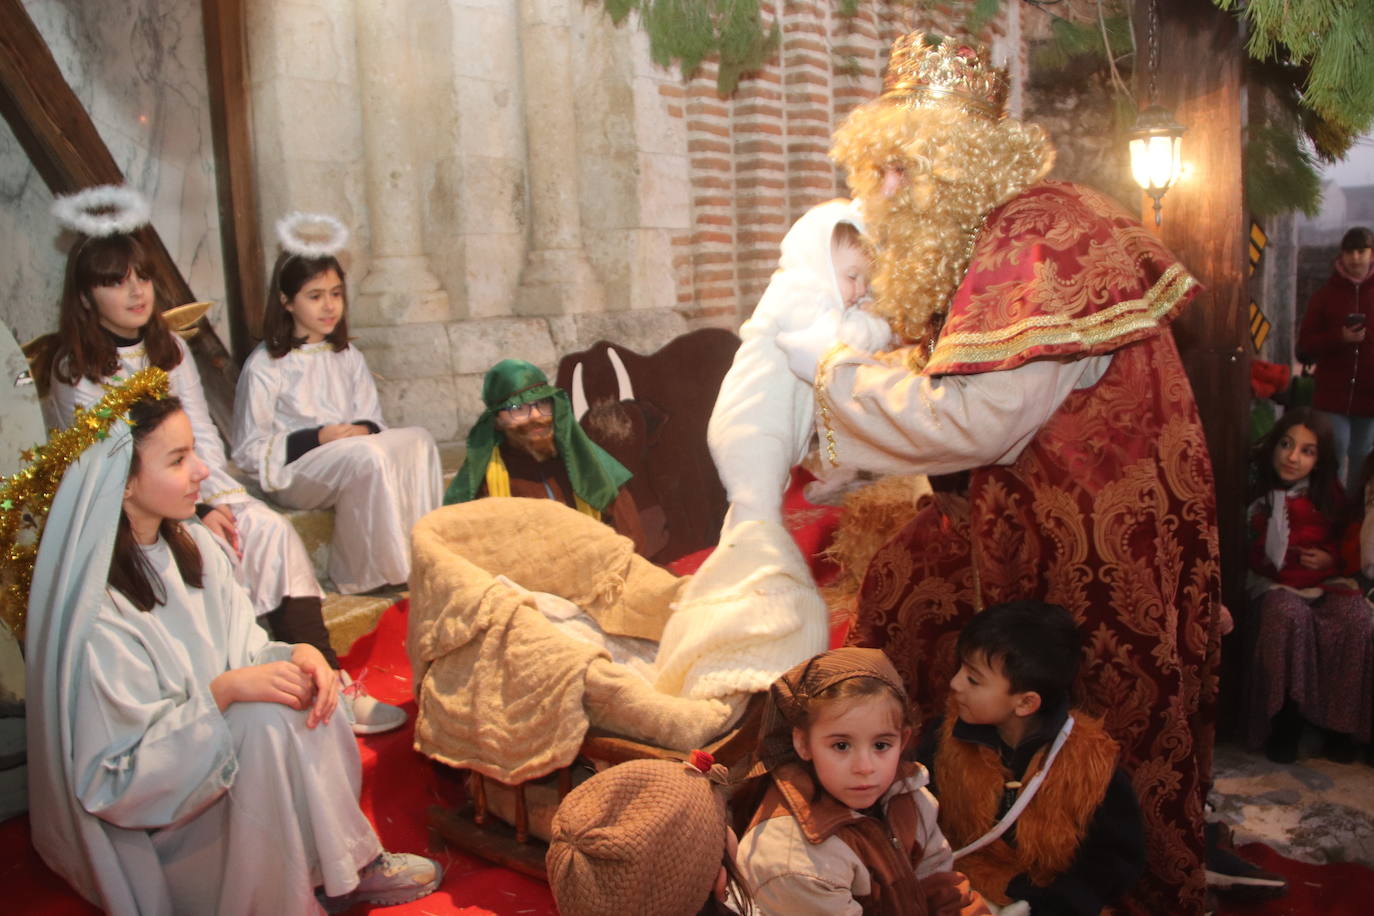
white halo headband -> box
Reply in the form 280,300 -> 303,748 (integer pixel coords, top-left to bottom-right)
51,185 -> 152,238
275,211 -> 349,259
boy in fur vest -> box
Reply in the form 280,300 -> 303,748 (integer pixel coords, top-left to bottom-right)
918,601 -> 1144,915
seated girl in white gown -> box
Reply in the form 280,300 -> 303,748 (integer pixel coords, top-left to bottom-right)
44,187 -> 405,733
231,214 -> 442,594
24,383 -> 441,915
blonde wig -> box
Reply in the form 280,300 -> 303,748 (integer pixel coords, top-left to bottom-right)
832,102 -> 1054,361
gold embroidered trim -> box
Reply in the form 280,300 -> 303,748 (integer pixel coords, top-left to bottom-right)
928,264 -> 1196,372
815,342 -> 849,468
263,433 -> 283,491
203,486 -> 246,502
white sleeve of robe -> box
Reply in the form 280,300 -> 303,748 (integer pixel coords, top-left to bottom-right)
230,349 -> 291,488
346,347 -> 387,430
48,363 -> 105,428
817,345 -> 1113,478
70,534 -> 291,831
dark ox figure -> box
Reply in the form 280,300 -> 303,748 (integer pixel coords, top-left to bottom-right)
557,329 -> 740,564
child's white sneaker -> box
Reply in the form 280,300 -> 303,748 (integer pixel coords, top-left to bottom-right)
340,670 -> 407,735
321,851 -> 443,911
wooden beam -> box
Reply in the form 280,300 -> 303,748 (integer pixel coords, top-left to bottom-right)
203,0 -> 264,363
0,0 -> 238,432
1143,0 -> 1249,725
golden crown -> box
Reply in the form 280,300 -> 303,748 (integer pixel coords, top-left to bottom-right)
882,32 -> 1008,120
0,366 -> 168,638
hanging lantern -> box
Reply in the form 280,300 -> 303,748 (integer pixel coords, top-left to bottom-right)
1128,104 -> 1186,226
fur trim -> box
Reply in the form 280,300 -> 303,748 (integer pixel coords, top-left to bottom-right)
821,474 -> 931,622
935,710 -> 1118,898
51,185 -> 151,237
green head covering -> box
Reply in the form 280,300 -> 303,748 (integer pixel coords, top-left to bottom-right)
445,358 -> 633,511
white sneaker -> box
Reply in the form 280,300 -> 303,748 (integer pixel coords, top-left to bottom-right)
320,851 -> 443,912
340,670 -> 407,735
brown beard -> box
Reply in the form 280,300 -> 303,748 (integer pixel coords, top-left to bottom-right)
503,417 -> 558,462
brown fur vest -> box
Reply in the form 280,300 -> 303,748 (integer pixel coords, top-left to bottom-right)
934,711 -> 1118,903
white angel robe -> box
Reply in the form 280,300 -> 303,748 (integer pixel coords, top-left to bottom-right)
231,341 -> 442,594
32,520 -> 380,914
49,335 -> 323,614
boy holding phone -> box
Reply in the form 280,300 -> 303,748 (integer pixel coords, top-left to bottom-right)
1297,226 -> 1374,489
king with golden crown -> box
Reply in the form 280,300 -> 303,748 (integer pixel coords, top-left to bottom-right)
780,32 -> 1221,916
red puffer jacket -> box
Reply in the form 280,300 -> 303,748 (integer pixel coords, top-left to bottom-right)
1297,262 -> 1374,416
1248,485 -> 1349,590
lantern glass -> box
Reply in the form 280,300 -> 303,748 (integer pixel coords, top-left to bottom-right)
1129,134 -> 1180,191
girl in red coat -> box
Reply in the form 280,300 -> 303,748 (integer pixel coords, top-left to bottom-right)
1245,408 -> 1372,763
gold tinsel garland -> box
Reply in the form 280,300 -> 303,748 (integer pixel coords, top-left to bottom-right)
0,366 -> 169,639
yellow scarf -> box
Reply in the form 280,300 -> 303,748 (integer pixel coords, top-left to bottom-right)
485,448 -> 601,520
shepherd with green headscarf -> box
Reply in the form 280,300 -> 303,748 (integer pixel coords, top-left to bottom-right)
445,359 -> 644,547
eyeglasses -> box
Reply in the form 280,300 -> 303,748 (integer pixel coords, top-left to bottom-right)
498,398 -> 553,421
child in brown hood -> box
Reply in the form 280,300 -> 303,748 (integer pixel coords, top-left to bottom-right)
736,647 -> 989,916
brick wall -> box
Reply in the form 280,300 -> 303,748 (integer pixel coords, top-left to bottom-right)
669,1 -> 1008,330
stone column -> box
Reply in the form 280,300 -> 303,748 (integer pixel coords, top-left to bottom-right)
352,0 -> 449,325
514,0 -> 605,315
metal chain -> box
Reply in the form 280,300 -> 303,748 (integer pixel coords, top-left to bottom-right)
1147,0 -> 1159,104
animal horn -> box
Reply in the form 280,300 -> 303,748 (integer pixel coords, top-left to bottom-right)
571,362 -> 590,421
607,347 -> 635,402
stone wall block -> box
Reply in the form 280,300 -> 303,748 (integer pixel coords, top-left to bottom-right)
458,233 -> 526,319
451,370 -> 491,440
457,157 -> 527,236
629,229 -> 680,312
353,321 -> 452,380
452,7 -> 520,81
633,76 -> 688,155
376,374 -> 461,442
245,1 -> 348,85
447,317 -> 557,376
637,152 -> 691,229
257,79 -> 363,166
547,310 -> 688,356
455,79 -> 523,159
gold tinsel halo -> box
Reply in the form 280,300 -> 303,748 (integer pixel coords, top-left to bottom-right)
0,366 -> 169,639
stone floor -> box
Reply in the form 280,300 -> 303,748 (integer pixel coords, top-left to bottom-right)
1211,741 -> 1374,868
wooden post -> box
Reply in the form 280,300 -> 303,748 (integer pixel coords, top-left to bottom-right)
203,0 -> 264,363
1142,1 -> 1249,721
0,0 -> 239,431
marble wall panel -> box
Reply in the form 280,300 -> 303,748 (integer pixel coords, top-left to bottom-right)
0,123 -> 61,344
2,0 -> 229,344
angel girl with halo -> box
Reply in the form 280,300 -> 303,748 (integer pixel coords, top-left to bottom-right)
231,212 -> 443,596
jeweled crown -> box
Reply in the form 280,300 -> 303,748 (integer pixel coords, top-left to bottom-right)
882,32 -> 1008,120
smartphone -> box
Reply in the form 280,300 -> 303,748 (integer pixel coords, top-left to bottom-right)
1345,312 -> 1366,328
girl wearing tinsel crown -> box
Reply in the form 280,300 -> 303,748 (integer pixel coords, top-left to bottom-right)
44,186 -> 407,735
231,213 -> 442,594
16,371 -> 442,914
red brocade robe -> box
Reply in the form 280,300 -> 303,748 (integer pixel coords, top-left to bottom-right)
823,181 -> 1221,915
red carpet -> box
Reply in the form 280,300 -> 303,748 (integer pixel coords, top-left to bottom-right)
1216,844 -> 1374,916
11,599 -> 557,915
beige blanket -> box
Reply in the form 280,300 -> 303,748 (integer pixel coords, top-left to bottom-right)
408,498 -> 741,784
